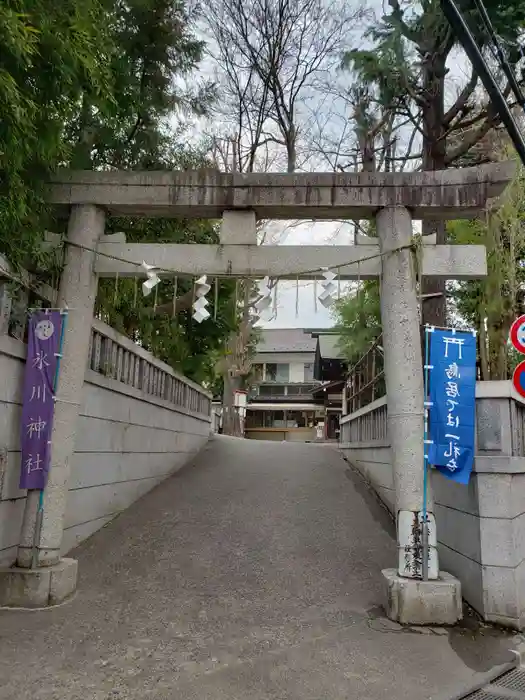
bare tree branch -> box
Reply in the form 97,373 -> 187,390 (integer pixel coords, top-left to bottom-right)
442,68 -> 478,127
206,0 -> 364,173
444,84 -> 512,165
142,289 -> 194,317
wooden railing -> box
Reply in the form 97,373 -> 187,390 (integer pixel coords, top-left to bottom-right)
345,336 -> 385,414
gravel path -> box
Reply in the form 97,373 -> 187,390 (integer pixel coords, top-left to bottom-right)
0,436 -> 516,699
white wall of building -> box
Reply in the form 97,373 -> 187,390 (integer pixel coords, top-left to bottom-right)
252,352 -> 315,383
289,362 -> 307,382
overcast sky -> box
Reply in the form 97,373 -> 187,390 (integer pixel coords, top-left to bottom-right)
256,220 -> 354,329
258,53 -> 472,330
187,1 -> 475,331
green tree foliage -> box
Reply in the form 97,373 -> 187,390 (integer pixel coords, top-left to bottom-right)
66,0 -> 213,170
1,0 -> 236,385
344,0 -> 525,170
96,274 -> 238,385
342,0 -> 525,325
0,0 -> 213,259
333,281 -> 381,366
82,0 -> 229,385
448,163 -> 525,380
335,162 -> 525,381
0,0 -> 111,265
96,217 -> 238,384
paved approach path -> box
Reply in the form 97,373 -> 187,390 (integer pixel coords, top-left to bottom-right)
0,437 -> 518,700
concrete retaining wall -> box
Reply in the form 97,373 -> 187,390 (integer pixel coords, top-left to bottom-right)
0,322 -> 211,566
340,382 -> 525,629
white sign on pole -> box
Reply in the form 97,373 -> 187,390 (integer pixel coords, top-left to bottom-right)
234,391 -> 247,409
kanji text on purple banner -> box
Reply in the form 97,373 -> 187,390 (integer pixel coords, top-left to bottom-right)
19,311 -> 63,490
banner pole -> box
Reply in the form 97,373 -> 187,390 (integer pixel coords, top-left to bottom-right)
422,325 -> 432,581
31,310 -> 69,569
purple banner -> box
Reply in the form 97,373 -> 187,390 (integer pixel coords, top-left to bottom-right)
19,311 -> 63,490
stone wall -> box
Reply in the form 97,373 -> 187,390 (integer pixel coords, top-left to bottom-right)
0,320 -> 211,566
340,382 -> 525,629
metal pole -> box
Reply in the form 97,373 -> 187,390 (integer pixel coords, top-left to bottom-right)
421,520 -> 429,582
471,0 -> 525,112
422,326 -> 432,581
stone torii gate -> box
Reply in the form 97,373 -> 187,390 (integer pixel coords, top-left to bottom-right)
2,162 -> 514,622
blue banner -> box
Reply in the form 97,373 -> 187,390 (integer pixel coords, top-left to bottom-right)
427,329 -> 477,484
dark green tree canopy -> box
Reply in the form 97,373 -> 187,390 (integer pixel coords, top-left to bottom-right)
0,0 -> 112,264
0,0 -> 235,386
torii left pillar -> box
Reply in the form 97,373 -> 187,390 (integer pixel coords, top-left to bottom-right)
0,204 -> 104,608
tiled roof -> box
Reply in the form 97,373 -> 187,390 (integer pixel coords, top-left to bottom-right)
256,329 -> 317,353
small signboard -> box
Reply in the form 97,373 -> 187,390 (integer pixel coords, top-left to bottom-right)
513,361 -> 525,400
234,390 -> 247,420
510,315 -> 525,354
234,390 -> 247,408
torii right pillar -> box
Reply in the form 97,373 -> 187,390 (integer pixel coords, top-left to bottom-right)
368,165 -> 514,626
375,206 -> 461,625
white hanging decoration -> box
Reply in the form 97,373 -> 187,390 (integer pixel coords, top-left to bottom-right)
192,275 -> 211,323
254,276 -> 273,321
317,268 -> 338,308
141,260 -> 161,297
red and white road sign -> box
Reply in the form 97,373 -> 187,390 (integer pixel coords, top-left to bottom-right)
513,361 -> 525,400
510,315 -> 525,354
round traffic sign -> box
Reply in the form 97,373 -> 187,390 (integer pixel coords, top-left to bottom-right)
510,315 -> 525,354
513,361 -> 525,400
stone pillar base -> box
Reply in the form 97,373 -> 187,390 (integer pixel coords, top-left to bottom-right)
0,558 -> 77,608
382,568 -> 462,625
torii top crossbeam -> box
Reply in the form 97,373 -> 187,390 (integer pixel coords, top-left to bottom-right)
45,162 -> 516,281
48,162 -> 514,220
